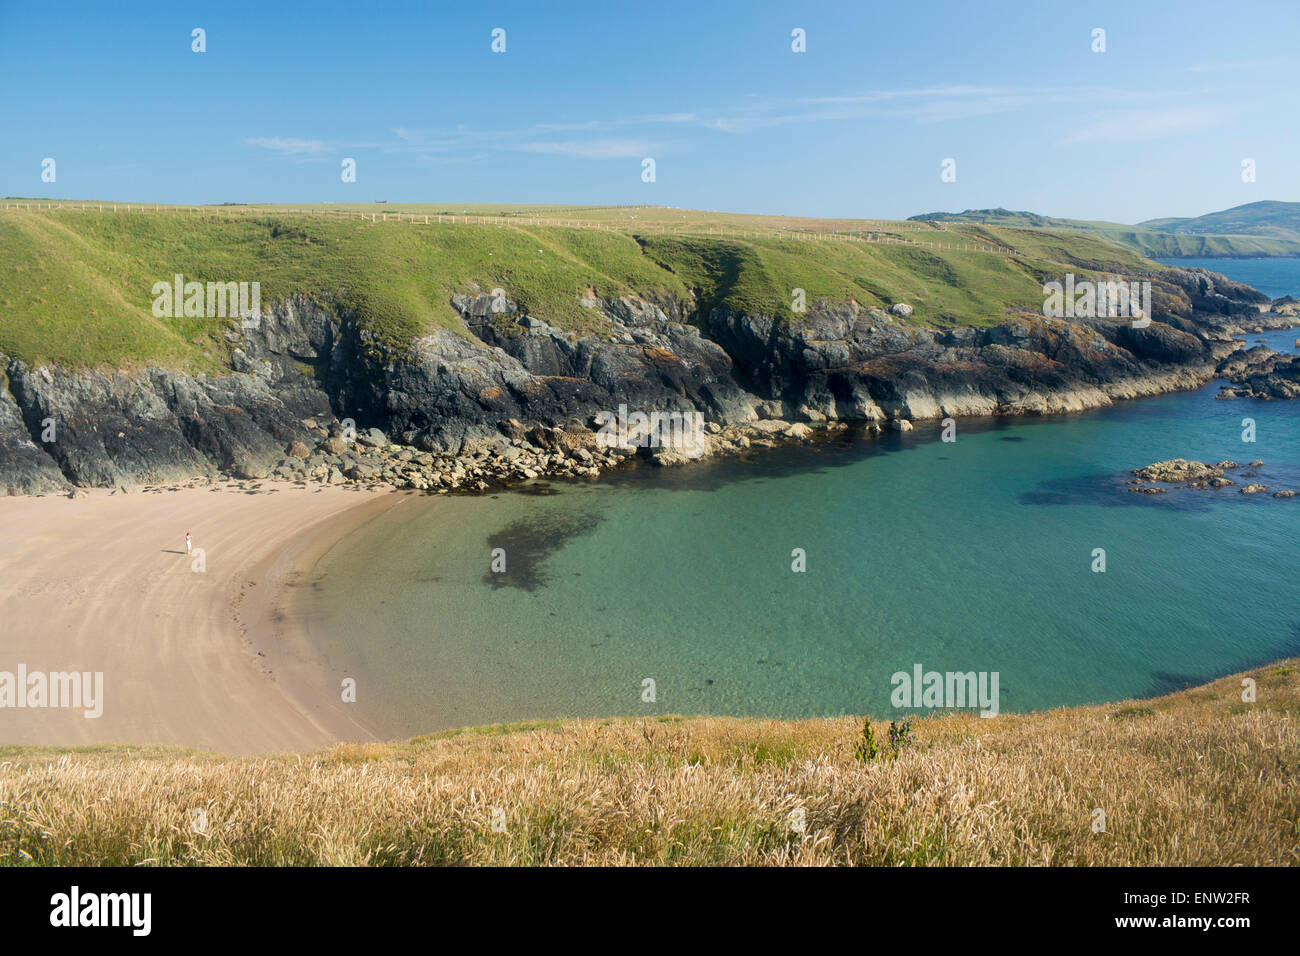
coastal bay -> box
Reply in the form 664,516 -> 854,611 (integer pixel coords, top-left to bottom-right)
4,230 -> 1299,752
294,328 -> 1300,739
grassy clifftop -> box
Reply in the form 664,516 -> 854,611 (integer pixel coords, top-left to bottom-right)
1141,200 -> 1300,242
1,660 -> 1295,866
2,203 -> 1185,370
909,206 -> 1300,259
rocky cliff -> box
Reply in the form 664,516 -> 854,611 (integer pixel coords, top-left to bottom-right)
0,266 -> 1286,496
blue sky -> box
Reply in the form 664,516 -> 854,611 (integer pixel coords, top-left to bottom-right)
2,0 -> 1296,221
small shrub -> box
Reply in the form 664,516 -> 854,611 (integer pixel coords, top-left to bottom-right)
1112,706 -> 1155,720
853,717 -> 878,762
888,716 -> 916,757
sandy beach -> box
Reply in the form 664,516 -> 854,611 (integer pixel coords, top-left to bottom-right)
0,482 -> 402,755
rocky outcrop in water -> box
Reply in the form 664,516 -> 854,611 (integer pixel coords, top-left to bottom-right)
1131,459 -> 1228,484
1127,457 -> 1296,497
1271,296 -> 1299,318
1216,348 -> 1300,400
0,265 -> 1288,495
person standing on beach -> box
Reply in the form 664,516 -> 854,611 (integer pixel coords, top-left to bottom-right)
186,532 -> 192,555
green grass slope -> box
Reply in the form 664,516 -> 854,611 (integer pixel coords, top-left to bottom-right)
0,208 -> 686,369
910,206 -> 1300,258
0,203 -> 1207,369
1139,200 -> 1300,242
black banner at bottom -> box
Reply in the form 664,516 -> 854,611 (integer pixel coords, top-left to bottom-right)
0,865 -> 1289,943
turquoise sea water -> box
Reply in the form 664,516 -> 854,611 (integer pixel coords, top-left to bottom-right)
300,263 -> 1300,739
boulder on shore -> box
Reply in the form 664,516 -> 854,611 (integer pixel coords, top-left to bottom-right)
784,422 -> 813,439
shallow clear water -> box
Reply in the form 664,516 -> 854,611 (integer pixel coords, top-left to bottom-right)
301,265 -> 1300,738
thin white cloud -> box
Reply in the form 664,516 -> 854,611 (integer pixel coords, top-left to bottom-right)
1065,107 -> 1230,144
515,139 -> 657,159
702,85 -> 1197,131
1187,58 -> 1288,73
641,112 -> 698,124
243,136 -> 328,155
384,125 -> 670,160
254,85 -> 1232,165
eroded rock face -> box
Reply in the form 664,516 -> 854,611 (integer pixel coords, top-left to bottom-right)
3,348 -> 332,491
0,373 -> 69,495
381,291 -> 762,452
708,295 -> 1233,423
6,361 -> 215,488
0,268 -> 1280,493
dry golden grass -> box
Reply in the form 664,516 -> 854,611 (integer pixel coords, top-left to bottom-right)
2,661 -> 1297,866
